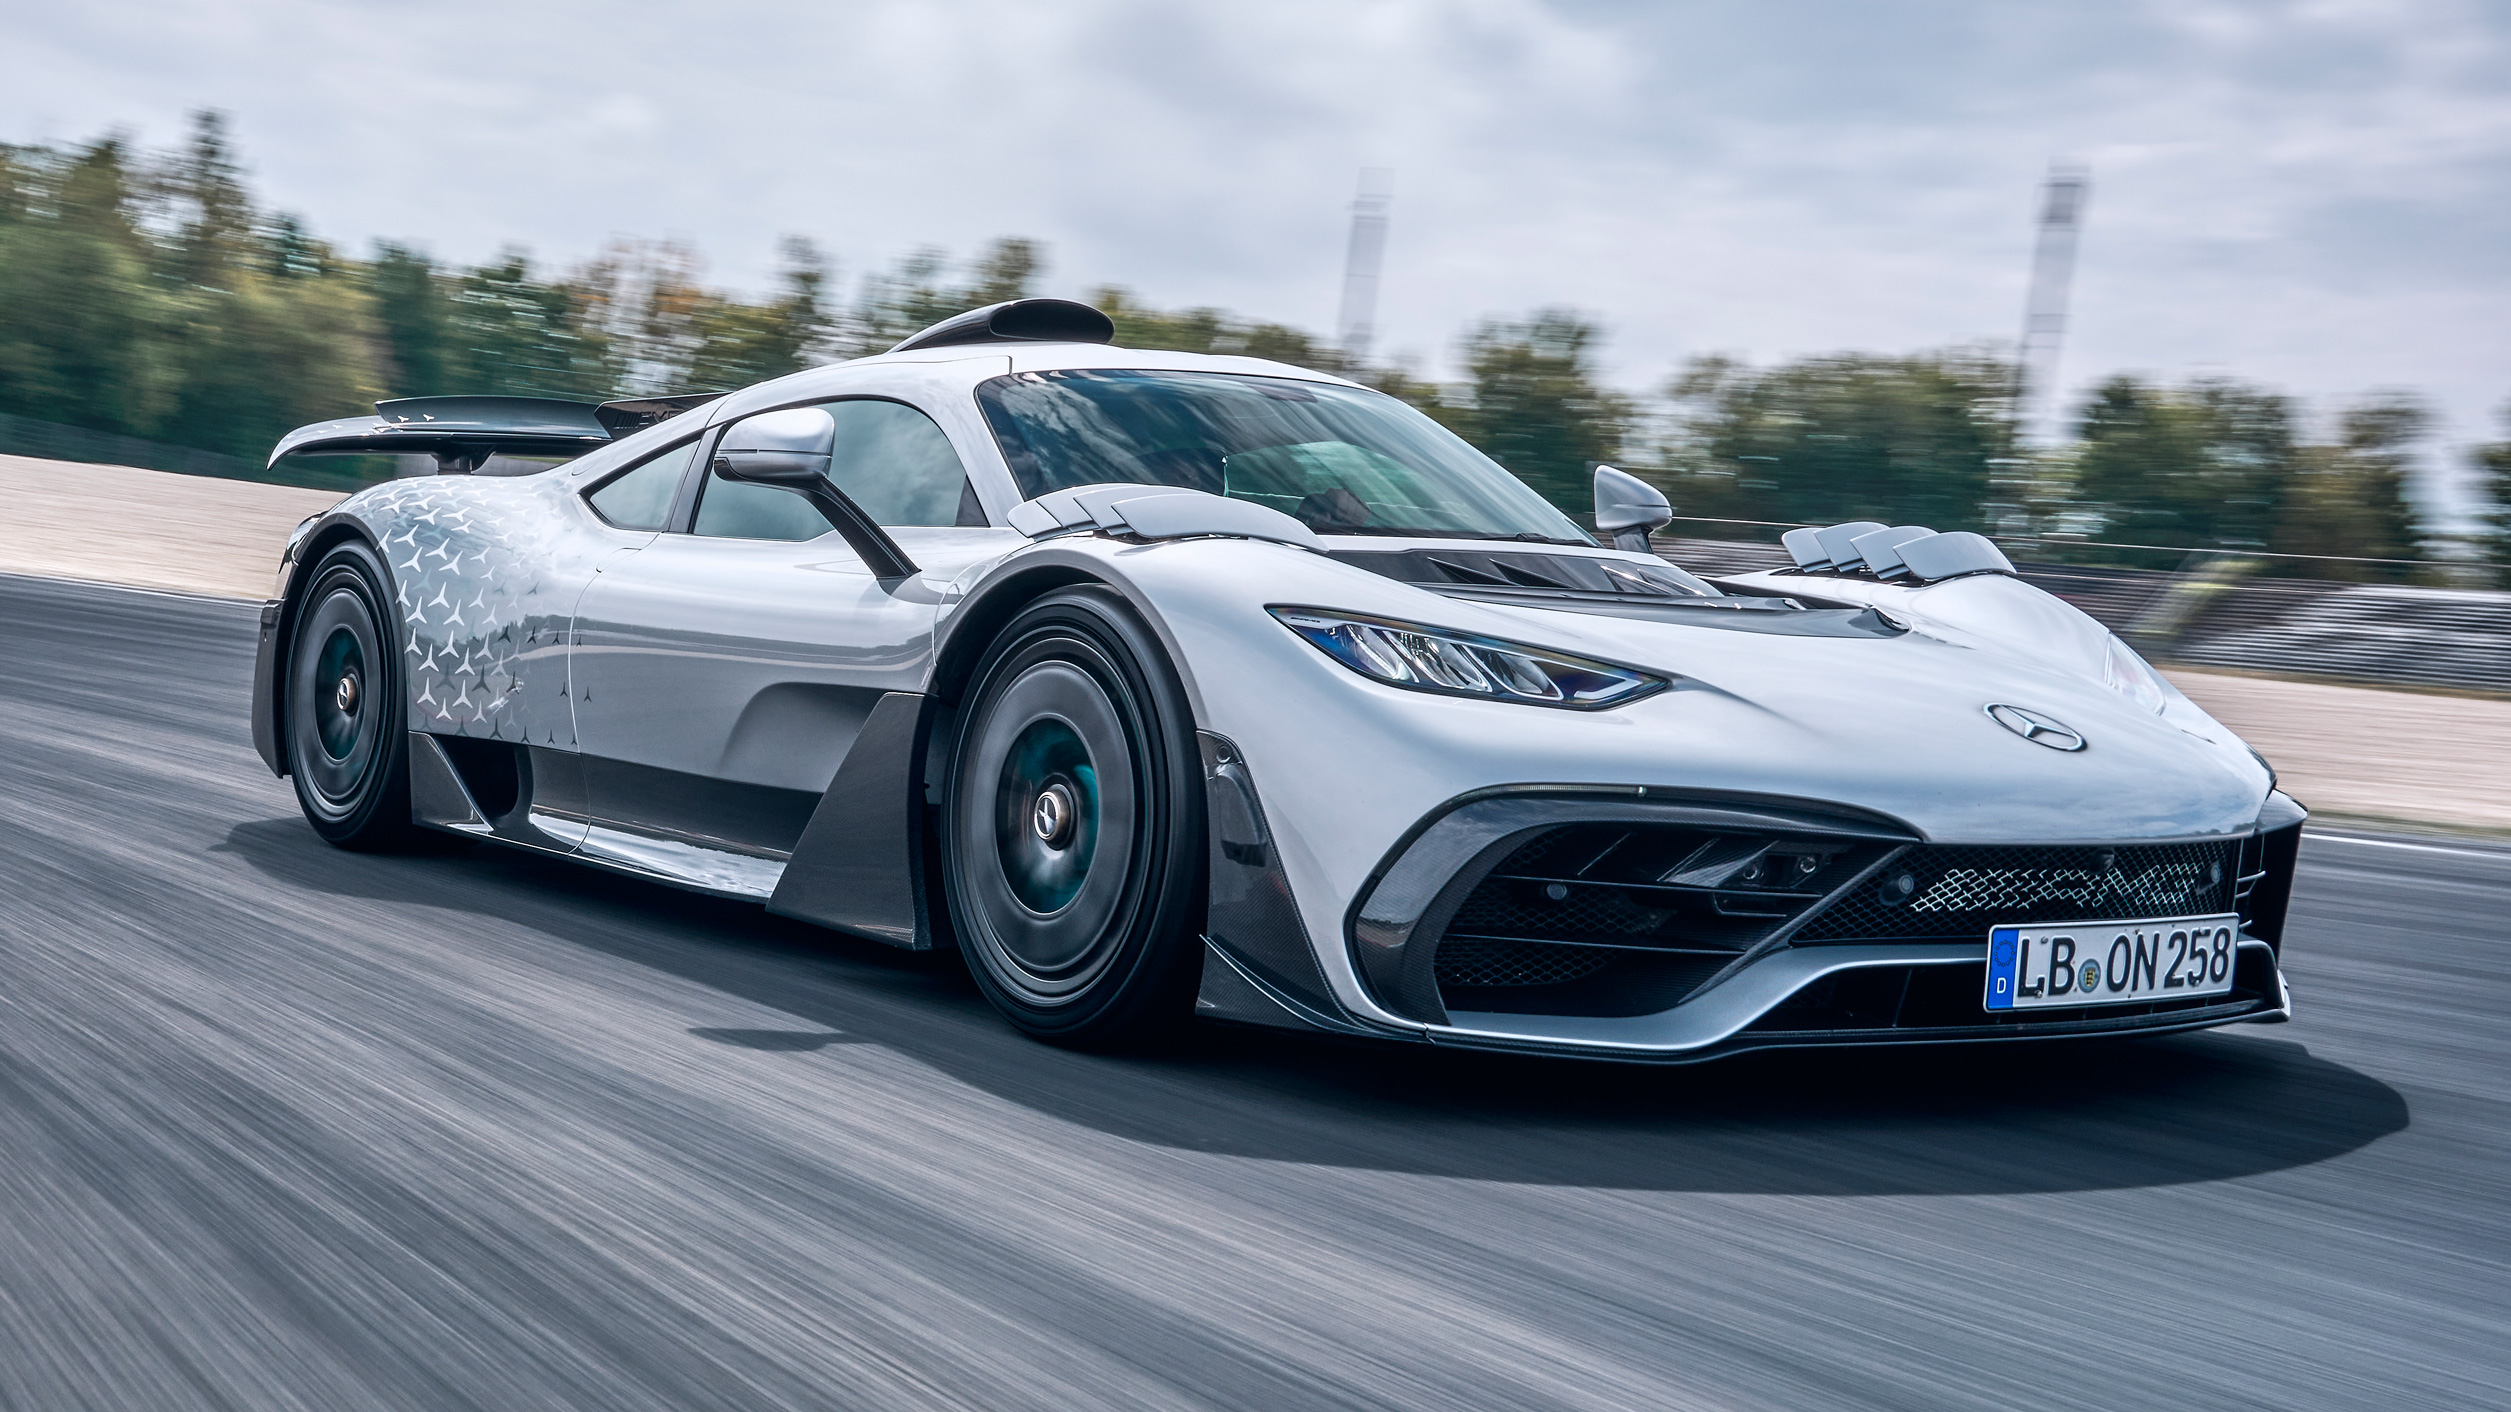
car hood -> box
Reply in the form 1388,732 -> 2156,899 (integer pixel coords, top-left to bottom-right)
1429,575 -> 2272,841
973,536 -> 2276,845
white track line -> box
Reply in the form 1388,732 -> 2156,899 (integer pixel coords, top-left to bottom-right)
2306,832 -> 2511,860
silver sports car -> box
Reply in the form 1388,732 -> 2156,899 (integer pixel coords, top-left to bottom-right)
252,297 -> 2303,1059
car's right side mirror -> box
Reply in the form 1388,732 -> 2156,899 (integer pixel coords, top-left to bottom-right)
1593,464 -> 1672,555
713,406 -> 837,488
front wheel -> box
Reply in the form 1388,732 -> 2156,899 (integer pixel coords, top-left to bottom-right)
284,541 -> 420,849
942,588 -> 1206,1045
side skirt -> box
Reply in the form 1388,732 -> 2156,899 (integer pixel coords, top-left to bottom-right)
412,731 -> 786,901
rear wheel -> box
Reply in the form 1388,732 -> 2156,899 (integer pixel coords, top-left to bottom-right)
942,588 -> 1205,1045
285,541 -> 419,849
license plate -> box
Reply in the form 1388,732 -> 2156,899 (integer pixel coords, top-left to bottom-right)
1984,914 -> 2240,1011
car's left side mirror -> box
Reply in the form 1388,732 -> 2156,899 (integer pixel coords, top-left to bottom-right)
708,405 -> 920,579
713,406 -> 837,487
1593,464 -> 1672,555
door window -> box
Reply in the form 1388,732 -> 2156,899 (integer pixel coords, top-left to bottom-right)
585,437 -> 699,530
824,399 -> 976,527
693,398 -> 979,541
692,471 -> 838,541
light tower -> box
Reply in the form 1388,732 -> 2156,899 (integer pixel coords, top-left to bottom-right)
1336,168 -> 1394,367
2014,164 -> 2090,446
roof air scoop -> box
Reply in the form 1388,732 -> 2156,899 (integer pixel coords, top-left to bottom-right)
888,297 -> 1117,354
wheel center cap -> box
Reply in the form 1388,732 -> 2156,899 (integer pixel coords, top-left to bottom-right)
335,672 -> 361,713
1031,782 -> 1076,847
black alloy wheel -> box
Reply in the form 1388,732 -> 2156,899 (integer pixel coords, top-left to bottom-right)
285,541 -> 418,849
942,587 -> 1206,1044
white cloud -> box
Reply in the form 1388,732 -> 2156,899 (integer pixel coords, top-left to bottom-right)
5,0 -> 2506,510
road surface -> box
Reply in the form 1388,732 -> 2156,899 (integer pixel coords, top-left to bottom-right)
0,572 -> 2501,1410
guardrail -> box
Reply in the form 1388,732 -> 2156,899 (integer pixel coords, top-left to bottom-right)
0,412 -> 401,491
0,411 -> 264,479
1661,533 -> 2510,694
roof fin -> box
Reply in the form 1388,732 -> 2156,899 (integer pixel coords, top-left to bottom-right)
888,298 -> 1116,354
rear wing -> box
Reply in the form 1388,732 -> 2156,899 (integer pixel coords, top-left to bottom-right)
270,392 -> 723,473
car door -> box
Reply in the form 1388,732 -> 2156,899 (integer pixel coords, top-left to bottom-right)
567,393 -> 994,883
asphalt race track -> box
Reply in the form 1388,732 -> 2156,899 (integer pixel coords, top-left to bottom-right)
1,571 -> 2503,1411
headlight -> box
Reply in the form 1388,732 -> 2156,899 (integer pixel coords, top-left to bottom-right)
1270,608 -> 1668,709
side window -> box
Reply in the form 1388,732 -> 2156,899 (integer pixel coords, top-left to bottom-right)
825,400 -> 977,528
691,462 -> 839,542
585,437 -> 698,530
691,398 -> 979,541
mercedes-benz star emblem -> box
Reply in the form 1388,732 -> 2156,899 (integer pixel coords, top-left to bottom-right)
1986,703 -> 2087,752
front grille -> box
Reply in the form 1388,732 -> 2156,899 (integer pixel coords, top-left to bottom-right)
1446,885 -> 1681,950
1790,840 -> 2241,943
1435,937 -> 1618,988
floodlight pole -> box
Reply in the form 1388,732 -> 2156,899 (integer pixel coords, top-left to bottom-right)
1337,168 -> 1394,367
2014,164 -> 2090,447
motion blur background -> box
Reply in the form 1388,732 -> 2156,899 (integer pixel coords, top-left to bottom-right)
1,0 -> 2506,591
2,13 -> 2508,1407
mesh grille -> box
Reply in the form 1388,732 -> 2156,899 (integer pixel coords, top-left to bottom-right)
1446,886 -> 1674,943
1793,840 -> 2240,942
1434,938 -> 1620,988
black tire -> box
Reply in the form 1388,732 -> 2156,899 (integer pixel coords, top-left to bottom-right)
941,587 -> 1206,1045
284,541 -> 420,850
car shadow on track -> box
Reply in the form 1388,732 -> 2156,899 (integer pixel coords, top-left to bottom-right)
221,816 -> 2410,1198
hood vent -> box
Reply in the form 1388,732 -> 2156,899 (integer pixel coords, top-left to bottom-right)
1339,548 -> 1708,597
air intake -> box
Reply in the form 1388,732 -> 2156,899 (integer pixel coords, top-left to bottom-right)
888,297 -> 1117,353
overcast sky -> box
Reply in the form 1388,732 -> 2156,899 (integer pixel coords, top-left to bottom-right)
8,0 -> 2506,518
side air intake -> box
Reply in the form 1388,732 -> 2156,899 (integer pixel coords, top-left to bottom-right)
888,298 -> 1117,354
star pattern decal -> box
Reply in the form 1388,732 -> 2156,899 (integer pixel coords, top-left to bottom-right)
335,475 -> 615,748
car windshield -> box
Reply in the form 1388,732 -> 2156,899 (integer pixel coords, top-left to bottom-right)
976,369 -> 1593,544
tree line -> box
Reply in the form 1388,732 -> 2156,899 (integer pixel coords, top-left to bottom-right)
3,113 -> 2503,583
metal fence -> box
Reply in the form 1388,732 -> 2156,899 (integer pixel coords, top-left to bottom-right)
1659,534 -> 2511,694
0,411 -> 265,480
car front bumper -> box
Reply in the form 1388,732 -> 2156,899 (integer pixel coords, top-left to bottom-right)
1196,782 -> 2305,1063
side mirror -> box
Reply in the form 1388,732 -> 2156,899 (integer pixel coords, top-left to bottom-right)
1593,464 -> 1672,555
707,405 -> 920,580
713,406 -> 837,487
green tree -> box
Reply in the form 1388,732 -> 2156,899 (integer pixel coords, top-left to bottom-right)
2071,375 -> 2299,551
965,236 -> 1042,307
0,136 -> 180,436
844,236 -> 1043,356
682,236 -> 833,390
159,249 -> 383,459
2267,393 -> 2428,579
368,242 -> 455,397
443,249 -> 616,400
152,110 -> 254,292
2472,404 -> 2511,586
1442,309 -> 1634,510
1654,349 -> 2014,533
1091,283 -> 1348,372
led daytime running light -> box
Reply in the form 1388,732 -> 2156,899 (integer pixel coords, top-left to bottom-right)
1270,608 -> 1666,709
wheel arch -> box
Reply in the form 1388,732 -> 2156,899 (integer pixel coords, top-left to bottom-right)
256,512 -> 395,778
774,554 -> 1214,956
